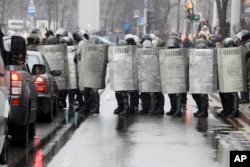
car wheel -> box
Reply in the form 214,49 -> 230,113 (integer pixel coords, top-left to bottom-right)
44,99 -> 53,123
0,123 -> 8,165
13,123 -> 29,147
28,120 -> 36,139
52,95 -> 58,117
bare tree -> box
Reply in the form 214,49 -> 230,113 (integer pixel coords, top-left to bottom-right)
215,0 -> 229,39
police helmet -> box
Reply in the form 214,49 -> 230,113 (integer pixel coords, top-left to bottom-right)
27,34 -> 40,45
55,28 -> 68,37
31,28 -> 42,35
46,36 -> 59,45
222,37 -> 236,48
167,35 -> 182,48
140,34 -> 152,44
117,40 -> 128,46
59,36 -> 73,45
142,39 -> 152,48
235,30 -> 250,45
125,34 -> 136,45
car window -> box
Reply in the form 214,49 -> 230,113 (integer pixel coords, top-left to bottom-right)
41,55 -> 52,72
27,55 -> 40,72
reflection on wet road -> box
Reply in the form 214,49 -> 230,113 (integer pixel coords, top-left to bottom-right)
47,88 -> 222,167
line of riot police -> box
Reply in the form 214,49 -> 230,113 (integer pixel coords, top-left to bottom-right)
25,27 -> 250,119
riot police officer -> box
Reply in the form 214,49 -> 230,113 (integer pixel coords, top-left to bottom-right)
235,30 -> 250,103
125,34 -> 139,114
192,40 -> 209,118
218,37 -> 240,118
113,40 -> 130,115
26,33 -> 41,51
165,35 -> 183,117
114,34 -> 139,115
147,38 -> 165,115
55,28 -> 69,109
137,34 -> 153,115
235,30 -> 250,110
72,29 -> 87,113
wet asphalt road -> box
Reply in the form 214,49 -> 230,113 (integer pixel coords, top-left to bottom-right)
46,86 -> 226,167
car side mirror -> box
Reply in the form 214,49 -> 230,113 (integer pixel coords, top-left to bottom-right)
10,36 -> 27,65
31,64 -> 45,75
51,70 -> 61,77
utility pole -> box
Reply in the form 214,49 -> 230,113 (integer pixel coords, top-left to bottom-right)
230,0 -> 241,37
143,0 -> 148,35
28,0 -> 35,29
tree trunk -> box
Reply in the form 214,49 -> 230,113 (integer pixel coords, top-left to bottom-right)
215,0 -> 229,40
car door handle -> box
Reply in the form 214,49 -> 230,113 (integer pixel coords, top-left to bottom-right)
0,72 -> 4,77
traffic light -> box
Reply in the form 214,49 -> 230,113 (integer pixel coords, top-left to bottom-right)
192,14 -> 200,21
186,0 -> 194,20
146,11 -> 155,33
147,11 -> 155,25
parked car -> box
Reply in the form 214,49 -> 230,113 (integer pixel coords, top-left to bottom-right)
6,63 -> 45,147
0,53 -> 8,165
0,34 -> 42,162
27,51 -> 61,123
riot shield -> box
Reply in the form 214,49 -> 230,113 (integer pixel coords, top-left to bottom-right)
109,46 -> 138,91
67,46 -> 78,90
39,45 -> 68,90
189,48 -> 217,93
159,48 -> 188,94
137,48 -> 161,92
79,44 -> 108,89
217,46 -> 247,92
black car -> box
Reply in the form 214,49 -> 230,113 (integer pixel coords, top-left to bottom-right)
27,51 -> 61,123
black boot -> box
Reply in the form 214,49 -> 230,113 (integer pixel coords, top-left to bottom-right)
239,91 -> 249,103
129,91 -> 139,114
166,94 -> 176,116
148,93 -> 157,115
218,92 -> 231,117
181,93 -> 187,110
228,93 -> 239,118
114,92 -> 123,114
173,94 -> 182,117
192,94 -> 201,117
138,93 -> 149,114
119,93 -> 130,115
150,92 -> 164,115
89,89 -> 100,114
196,94 -> 208,118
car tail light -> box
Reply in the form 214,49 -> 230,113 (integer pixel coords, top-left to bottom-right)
12,99 -> 20,105
35,76 -> 47,93
11,71 -> 22,95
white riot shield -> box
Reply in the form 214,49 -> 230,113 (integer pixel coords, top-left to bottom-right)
67,46 -> 78,89
79,44 -> 108,89
137,48 -> 161,92
159,48 -> 188,94
217,46 -> 247,92
189,48 -> 217,93
39,45 -> 68,90
109,46 -> 138,91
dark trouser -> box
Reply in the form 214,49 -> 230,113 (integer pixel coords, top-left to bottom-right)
167,93 -> 181,116
240,91 -> 249,103
129,91 -> 139,113
58,90 -> 68,108
140,93 -> 150,114
68,89 -> 84,106
192,94 -> 208,117
219,92 -> 231,113
83,88 -> 100,113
